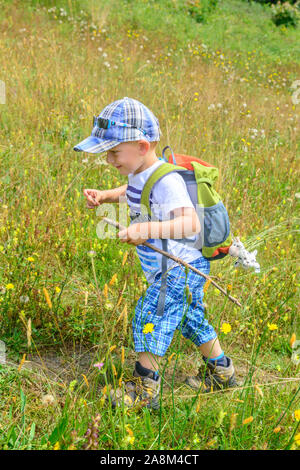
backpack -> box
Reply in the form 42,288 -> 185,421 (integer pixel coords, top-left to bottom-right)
139,145 -> 233,260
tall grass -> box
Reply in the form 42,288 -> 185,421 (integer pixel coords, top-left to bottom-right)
0,0 -> 299,450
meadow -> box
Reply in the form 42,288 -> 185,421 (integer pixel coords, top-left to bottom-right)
0,0 -> 299,450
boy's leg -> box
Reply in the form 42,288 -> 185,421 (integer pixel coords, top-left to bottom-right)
198,337 -> 223,360
185,336 -> 238,391
138,351 -> 161,371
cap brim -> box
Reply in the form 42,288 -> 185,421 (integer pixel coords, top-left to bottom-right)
73,136 -> 120,154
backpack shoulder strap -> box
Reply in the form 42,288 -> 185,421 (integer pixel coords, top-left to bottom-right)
140,162 -> 186,217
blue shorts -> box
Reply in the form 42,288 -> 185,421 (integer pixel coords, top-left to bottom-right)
132,255 -> 217,357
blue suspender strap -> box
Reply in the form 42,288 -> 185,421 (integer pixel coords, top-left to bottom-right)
156,238 -> 168,317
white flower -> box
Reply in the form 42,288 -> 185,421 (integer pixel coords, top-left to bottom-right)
102,52 -> 108,58
42,394 -> 55,406
208,104 -> 215,110
98,47 -> 103,52
103,61 -> 110,68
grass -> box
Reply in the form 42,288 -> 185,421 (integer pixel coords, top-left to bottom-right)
0,0 -> 299,451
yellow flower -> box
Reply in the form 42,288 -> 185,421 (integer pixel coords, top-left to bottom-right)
294,432 -> 300,446
121,251 -> 128,266
267,323 -> 278,331
53,441 -> 60,450
273,426 -> 281,433
243,416 -> 254,425
290,333 -> 296,348
109,273 -> 117,286
5,283 -> 14,290
103,283 -> 108,299
43,287 -> 52,309
27,257 -> 35,262
55,286 -> 61,293
294,409 -> 300,422
203,279 -> 212,293
143,323 -> 154,334
220,322 -> 231,334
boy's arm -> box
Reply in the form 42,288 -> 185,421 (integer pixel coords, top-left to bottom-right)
118,207 -> 201,245
104,184 -> 128,203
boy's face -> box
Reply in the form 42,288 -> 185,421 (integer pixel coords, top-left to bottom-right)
105,140 -> 148,176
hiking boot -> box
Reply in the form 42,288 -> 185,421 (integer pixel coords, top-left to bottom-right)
185,356 -> 238,393
109,363 -> 161,410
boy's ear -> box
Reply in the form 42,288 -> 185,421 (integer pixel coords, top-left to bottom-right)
138,139 -> 150,155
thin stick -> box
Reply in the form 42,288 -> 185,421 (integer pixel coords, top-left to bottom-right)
102,216 -> 242,308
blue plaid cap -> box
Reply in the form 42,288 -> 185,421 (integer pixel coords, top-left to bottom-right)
73,97 -> 161,154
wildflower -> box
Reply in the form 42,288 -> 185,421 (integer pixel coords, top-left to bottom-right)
27,318 -> 31,348
143,323 -> 154,334
206,437 -> 218,447
83,414 -> 101,450
227,284 -> 232,291
103,283 -> 108,299
294,432 -> 300,446
273,426 -> 281,433
42,394 -> 55,406
18,354 -> 26,372
53,441 -> 60,450
254,383 -> 264,398
82,374 -> 89,388
27,257 -> 35,262
87,250 -> 96,257
19,295 -> 29,303
243,416 -> 254,425
168,352 -> 175,364
109,273 -> 117,286
68,380 -> 77,393
55,287 -> 61,293
220,322 -> 231,334
5,283 -> 14,290
203,279 -> 211,294
290,333 -> 296,347
123,305 -> 128,335
267,323 -> 278,331
121,251 -> 128,266
43,287 -> 52,309
294,409 -> 300,421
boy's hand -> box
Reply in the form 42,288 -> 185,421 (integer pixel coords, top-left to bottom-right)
118,223 -> 150,246
83,189 -> 108,209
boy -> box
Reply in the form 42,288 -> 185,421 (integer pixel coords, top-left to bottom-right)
74,97 -> 237,409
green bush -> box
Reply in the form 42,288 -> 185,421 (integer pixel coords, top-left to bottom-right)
182,0 -> 219,24
245,0 -> 298,5
271,1 -> 300,27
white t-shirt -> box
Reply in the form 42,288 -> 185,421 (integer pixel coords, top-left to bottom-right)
126,159 -> 204,284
